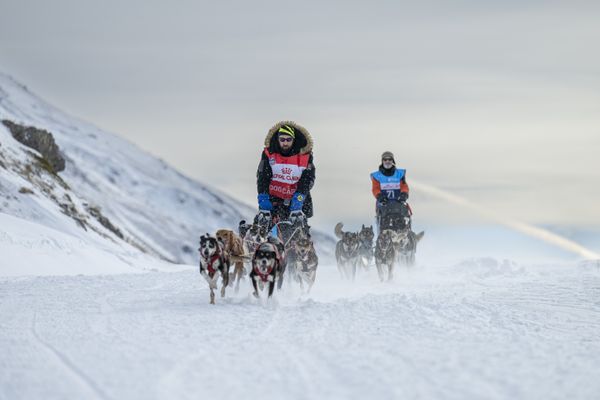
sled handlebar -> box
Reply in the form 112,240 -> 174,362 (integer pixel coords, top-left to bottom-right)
273,220 -> 309,247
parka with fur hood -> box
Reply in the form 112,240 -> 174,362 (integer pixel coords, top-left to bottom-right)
257,121 -> 315,218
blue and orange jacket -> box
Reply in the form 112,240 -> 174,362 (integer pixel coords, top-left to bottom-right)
371,166 -> 409,201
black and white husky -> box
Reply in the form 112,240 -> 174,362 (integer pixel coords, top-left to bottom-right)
249,241 -> 283,299
198,234 -> 230,304
242,222 -> 269,258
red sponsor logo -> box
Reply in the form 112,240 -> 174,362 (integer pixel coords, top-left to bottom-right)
269,183 -> 295,198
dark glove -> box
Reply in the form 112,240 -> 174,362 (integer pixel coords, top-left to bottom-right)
377,193 -> 388,204
257,193 -> 273,211
398,192 -> 409,202
290,192 -> 306,211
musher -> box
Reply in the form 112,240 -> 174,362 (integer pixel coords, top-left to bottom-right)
255,121 -> 315,233
370,151 -> 411,233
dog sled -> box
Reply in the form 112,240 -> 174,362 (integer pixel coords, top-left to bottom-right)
376,200 -> 423,268
377,200 -> 411,234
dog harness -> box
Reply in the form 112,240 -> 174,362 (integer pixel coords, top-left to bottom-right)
264,149 -> 310,200
253,263 -> 275,283
202,252 -> 222,276
252,243 -> 282,283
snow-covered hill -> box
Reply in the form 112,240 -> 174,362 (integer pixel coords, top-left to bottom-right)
0,212 -> 186,276
0,73 -> 333,272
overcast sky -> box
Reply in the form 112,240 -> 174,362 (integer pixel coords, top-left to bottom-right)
1,0 -> 599,230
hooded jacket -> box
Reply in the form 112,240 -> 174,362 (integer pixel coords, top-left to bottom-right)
257,121 -> 315,217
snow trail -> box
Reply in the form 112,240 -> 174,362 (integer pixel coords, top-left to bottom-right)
30,312 -> 110,400
2,261 -> 599,400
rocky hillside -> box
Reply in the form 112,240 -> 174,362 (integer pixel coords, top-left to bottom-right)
0,73 -> 334,267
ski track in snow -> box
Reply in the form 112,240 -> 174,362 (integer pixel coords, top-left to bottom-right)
29,312 -> 110,400
1,262 -> 600,400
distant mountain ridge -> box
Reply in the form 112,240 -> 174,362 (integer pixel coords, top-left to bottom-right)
0,73 -> 333,268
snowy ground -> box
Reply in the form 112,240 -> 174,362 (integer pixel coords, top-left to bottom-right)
2,258 -> 600,400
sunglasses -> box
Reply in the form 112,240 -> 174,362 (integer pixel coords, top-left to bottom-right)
382,158 -> 394,162
278,137 -> 293,143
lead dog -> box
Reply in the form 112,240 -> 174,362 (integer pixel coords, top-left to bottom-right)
250,241 -> 283,299
334,222 -> 360,280
215,229 -> 246,293
198,233 -> 230,304
374,229 -> 395,282
357,224 -> 374,271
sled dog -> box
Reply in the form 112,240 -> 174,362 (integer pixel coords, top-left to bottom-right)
289,231 -> 319,293
242,223 -> 269,259
238,220 -> 251,241
198,233 -> 230,304
215,229 -> 246,293
374,229 -> 396,282
250,241 -> 283,299
390,229 -> 425,267
357,224 -> 374,271
334,222 -> 360,280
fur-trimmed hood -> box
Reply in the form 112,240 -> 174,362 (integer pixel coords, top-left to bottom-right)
264,121 -> 313,155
